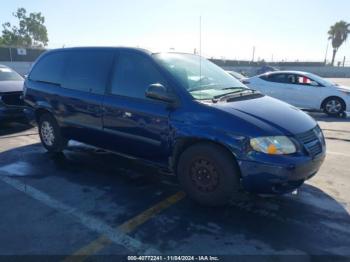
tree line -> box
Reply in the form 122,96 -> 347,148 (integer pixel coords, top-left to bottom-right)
0,8 -> 48,48
328,20 -> 350,66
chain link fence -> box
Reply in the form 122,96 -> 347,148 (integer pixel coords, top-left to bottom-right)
0,47 -> 46,62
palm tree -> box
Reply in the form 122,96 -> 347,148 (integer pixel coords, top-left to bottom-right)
328,20 -> 350,66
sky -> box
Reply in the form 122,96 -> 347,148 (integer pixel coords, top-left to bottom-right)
0,0 -> 350,63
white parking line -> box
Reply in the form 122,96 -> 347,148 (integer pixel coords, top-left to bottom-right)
0,176 -> 159,254
327,151 -> 350,158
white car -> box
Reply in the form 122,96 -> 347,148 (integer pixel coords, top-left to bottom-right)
226,70 -> 246,82
246,71 -> 350,116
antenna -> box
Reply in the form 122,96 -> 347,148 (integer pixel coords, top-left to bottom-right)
199,16 -> 202,98
199,16 -> 202,57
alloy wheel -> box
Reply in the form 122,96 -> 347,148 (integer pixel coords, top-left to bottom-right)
41,121 -> 55,146
325,99 -> 342,114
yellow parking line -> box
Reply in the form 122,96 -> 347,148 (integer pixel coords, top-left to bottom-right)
63,191 -> 186,262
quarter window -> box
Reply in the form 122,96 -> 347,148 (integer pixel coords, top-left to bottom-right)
62,50 -> 114,94
110,52 -> 167,99
29,52 -> 65,84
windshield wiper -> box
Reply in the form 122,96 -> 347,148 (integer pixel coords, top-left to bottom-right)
221,87 -> 248,90
212,89 -> 256,103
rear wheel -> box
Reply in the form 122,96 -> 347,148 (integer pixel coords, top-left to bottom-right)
177,143 -> 241,206
323,97 -> 345,117
38,113 -> 67,153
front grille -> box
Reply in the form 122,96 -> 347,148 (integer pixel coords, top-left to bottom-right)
306,141 -> 323,156
297,128 -> 318,144
296,127 -> 323,157
0,92 -> 25,106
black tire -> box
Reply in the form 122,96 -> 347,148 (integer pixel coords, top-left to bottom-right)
177,142 -> 241,206
323,97 -> 345,117
38,113 -> 67,153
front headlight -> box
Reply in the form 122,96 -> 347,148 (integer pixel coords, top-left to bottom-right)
250,136 -> 296,155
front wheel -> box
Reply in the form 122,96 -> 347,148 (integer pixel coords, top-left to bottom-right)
177,143 -> 241,206
38,113 -> 67,153
323,97 -> 345,117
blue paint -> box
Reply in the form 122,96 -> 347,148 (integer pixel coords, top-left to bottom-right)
24,47 -> 326,195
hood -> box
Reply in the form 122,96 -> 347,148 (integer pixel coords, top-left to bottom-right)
0,80 -> 24,93
212,95 -> 316,135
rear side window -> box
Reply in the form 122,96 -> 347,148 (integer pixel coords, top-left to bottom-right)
62,50 -> 114,94
29,52 -> 65,84
110,52 -> 166,99
261,74 -> 288,84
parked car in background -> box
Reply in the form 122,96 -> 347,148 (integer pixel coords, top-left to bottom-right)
0,64 -> 30,123
246,71 -> 350,116
226,70 -> 247,82
24,47 -> 325,206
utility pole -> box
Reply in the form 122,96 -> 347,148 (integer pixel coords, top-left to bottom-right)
9,47 -> 13,62
251,46 -> 255,62
343,56 -> 346,67
324,39 -> 329,65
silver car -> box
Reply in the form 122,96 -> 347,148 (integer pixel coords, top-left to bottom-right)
0,64 -> 28,122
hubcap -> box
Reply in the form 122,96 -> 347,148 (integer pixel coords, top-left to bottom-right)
190,158 -> 219,192
41,121 -> 55,146
326,100 -> 342,114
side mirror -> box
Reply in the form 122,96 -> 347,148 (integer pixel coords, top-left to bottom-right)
145,83 -> 176,103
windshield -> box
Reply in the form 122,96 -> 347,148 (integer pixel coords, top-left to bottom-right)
153,53 -> 247,100
0,67 -> 23,81
307,73 -> 337,87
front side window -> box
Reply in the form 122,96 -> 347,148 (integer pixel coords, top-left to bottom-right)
296,75 -> 314,86
63,50 -> 114,94
153,53 -> 247,100
0,67 -> 23,81
110,52 -> 167,99
30,52 -> 65,84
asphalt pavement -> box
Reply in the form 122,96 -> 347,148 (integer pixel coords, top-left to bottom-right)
0,94 -> 349,260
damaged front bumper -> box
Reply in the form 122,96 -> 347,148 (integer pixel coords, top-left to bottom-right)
0,92 -> 33,122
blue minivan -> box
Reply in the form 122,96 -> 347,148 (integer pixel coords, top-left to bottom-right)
24,47 -> 326,206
